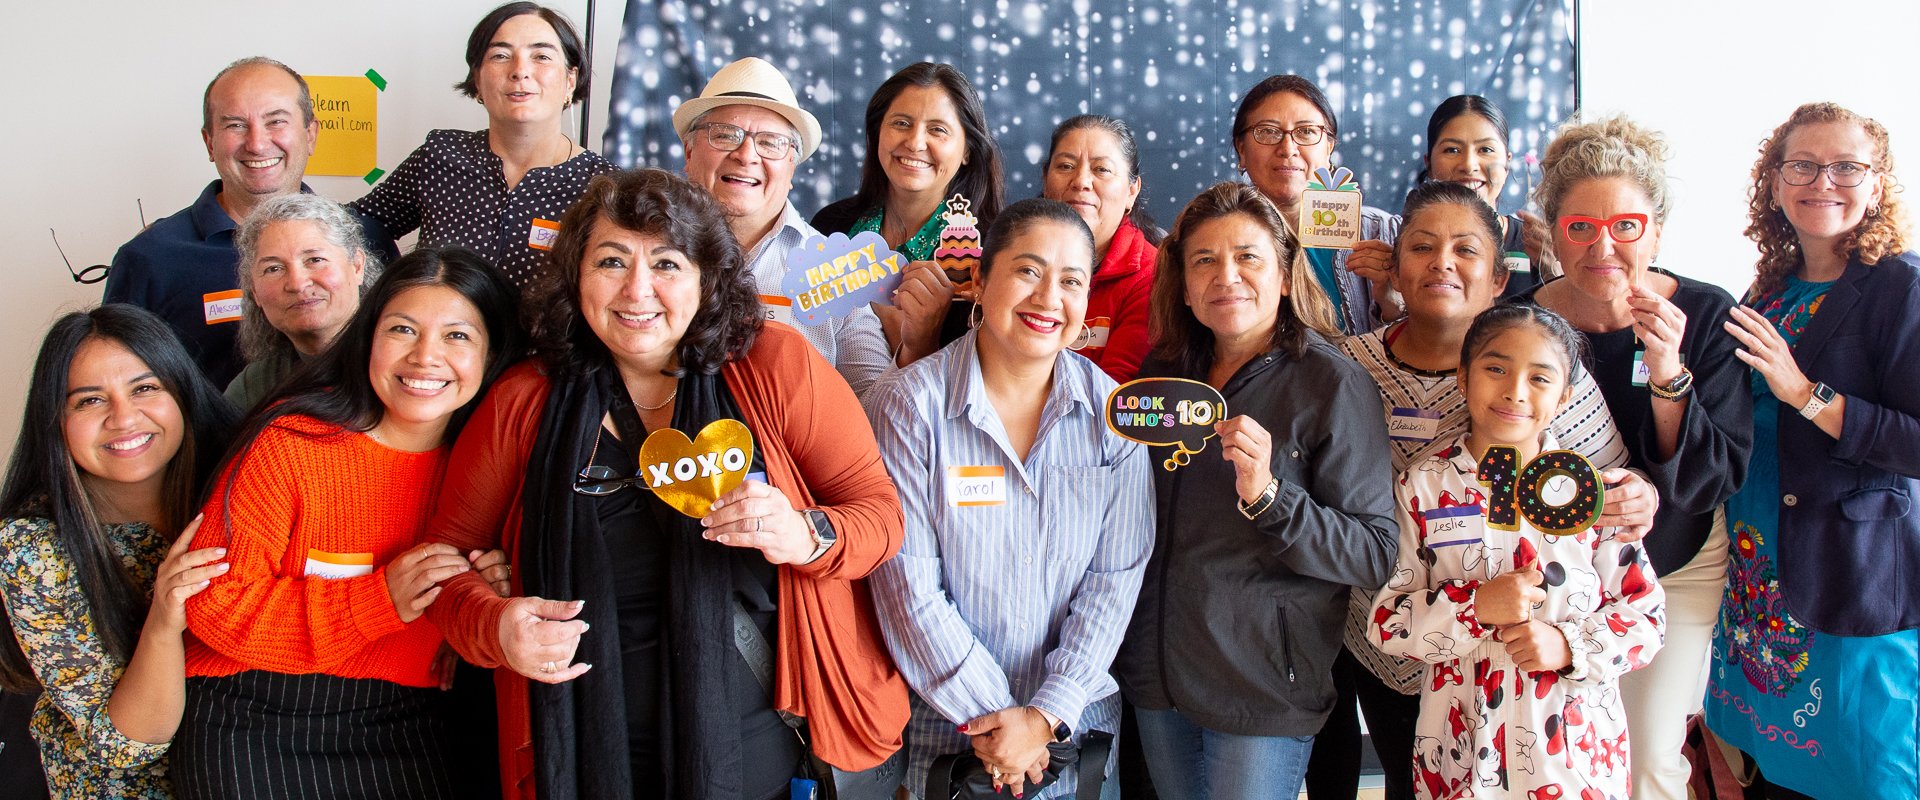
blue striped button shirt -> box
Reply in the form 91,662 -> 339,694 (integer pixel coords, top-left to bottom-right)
865,330 -> 1156,797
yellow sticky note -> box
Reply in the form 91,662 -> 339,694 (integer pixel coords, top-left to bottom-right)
305,75 -> 379,177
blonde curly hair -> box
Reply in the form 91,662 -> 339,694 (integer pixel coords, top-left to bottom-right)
1534,114 -> 1673,225
1745,102 -> 1909,299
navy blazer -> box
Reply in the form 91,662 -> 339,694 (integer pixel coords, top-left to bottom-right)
1773,251 -> 1920,636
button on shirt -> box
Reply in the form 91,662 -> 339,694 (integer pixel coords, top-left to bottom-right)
865,329 -> 1155,797
744,203 -> 893,398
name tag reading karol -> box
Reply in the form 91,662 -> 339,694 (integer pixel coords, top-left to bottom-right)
946,465 -> 1007,507
1387,407 -> 1443,442
304,549 -> 374,579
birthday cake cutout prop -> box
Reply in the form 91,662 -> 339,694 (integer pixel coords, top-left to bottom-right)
934,194 -> 982,295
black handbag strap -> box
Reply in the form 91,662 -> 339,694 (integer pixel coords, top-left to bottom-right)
924,730 -> 1115,800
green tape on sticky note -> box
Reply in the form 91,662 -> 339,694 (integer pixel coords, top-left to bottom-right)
365,69 -> 387,91
364,167 -> 386,185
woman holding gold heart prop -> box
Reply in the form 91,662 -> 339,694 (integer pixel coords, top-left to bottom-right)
423,168 -> 911,800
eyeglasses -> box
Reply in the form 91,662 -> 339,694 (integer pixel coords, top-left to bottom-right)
1558,213 -> 1650,246
574,464 -> 651,496
691,121 -> 799,160
1242,123 -> 1330,148
50,229 -> 109,285
1778,159 -> 1873,187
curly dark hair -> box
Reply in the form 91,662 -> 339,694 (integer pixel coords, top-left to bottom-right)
526,168 -> 762,378
1745,102 -> 1909,299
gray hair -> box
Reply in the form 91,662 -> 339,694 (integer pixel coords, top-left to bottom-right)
234,193 -> 382,362
202,56 -> 314,132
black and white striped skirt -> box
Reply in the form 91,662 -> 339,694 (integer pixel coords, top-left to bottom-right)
174,672 -> 455,800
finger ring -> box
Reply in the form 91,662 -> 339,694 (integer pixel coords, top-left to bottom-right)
754,516 -> 763,533
502,565 -> 512,578
539,661 -> 557,674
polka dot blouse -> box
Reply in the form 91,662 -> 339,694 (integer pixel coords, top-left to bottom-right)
350,129 -> 617,288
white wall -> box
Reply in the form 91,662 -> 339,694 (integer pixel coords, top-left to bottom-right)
1578,0 -> 1920,295
0,0 -> 622,455
3,1 -> 1917,456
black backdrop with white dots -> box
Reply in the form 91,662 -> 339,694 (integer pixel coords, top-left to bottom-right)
605,0 -> 1576,224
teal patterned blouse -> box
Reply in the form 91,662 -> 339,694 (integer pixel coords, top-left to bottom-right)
1,516 -> 173,798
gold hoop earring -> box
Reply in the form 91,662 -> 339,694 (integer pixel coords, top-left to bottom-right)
967,303 -> 983,330
1068,325 -> 1094,351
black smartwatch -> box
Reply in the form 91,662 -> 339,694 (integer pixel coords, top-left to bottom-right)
802,509 -> 836,564
1052,719 -> 1072,742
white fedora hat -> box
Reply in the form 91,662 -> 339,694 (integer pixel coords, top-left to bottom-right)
672,57 -> 823,163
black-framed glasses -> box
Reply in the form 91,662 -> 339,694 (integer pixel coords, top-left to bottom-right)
1242,123 -> 1330,147
50,229 -> 109,285
1779,160 -> 1873,187
574,464 -> 652,496
691,121 -> 799,160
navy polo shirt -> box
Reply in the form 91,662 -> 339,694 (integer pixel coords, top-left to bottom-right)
103,180 -> 253,387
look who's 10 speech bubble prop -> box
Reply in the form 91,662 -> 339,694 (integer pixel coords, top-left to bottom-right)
1105,378 -> 1230,472
1475,445 -> 1606,537
780,232 -> 909,327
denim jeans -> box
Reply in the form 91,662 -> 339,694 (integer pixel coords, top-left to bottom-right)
1133,707 -> 1313,800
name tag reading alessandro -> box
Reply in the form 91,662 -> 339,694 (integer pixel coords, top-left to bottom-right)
203,290 -> 243,325
946,465 -> 1007,507
304,549 -> 374,579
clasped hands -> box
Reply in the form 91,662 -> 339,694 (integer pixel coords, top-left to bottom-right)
1474,567 -> 1573,673
963,706 -> 1057,798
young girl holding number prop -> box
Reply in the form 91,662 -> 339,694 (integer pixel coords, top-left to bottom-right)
1369,305 -> 1664,800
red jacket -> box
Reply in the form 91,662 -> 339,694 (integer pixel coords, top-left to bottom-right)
425,324 -> 910,799
1082,219 -> 1158,382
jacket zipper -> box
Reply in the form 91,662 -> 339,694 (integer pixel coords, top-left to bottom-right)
1277,605 -> 1296,683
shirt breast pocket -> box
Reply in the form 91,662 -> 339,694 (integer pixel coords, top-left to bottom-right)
1042,465 -> 1111,567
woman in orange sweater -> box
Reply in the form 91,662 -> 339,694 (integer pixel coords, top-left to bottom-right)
174,246 -> 525,800
424,168 -> 910,800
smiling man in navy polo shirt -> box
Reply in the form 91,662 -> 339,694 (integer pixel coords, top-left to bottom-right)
104,56 -> 318,387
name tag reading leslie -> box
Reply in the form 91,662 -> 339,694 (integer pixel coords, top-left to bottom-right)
946,465 -> 1007,507
1420,505 -> 1484,548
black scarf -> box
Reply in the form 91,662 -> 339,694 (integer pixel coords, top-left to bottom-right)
518,363 -> 749,799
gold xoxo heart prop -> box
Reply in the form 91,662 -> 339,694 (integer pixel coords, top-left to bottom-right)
636,419 -> 755,518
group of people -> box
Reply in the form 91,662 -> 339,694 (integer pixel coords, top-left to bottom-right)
3,3 -> 1915,800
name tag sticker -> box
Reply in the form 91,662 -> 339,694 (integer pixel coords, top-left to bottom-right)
1083,316 -> 1112,350
304,549 -> 375,579
1388,407 -> 1444,442
1421,505 -> 1484,548
203,289 -> 243,325
1503,251 -> 1531,274
757,294 -> 797,328
1631,350 -> 1651,387
946,465 -> 1007,507
528,218 -> 561,251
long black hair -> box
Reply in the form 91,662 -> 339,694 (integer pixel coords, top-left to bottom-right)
0,305 -> 239,691
1415,94 -> 1512,185
214,246 -> 525,499
849,62 -> 1005,225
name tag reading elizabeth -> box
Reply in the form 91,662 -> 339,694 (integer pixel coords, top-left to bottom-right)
304,549 -> 374,579
1387,407 -> 1443,442
946,465 -> 1007,507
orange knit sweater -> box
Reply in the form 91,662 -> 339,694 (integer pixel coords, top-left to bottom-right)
184,415 -> 450,688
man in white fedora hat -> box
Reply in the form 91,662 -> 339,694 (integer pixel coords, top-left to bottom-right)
676,57 -> 893,399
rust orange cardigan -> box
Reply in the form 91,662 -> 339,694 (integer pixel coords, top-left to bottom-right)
424,324 -> 910,800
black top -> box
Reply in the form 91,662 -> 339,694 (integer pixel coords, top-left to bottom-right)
1511,269 -> 1754,574
1114,333 -> 1399,737
587,399 -> 798,800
